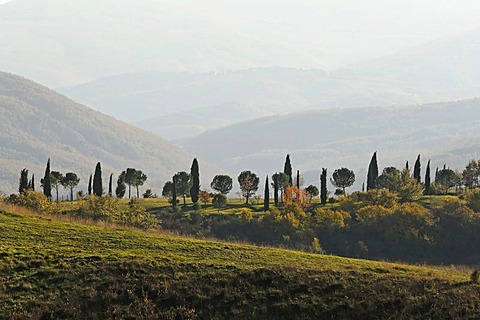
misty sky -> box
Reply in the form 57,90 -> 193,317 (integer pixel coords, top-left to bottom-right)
1,0 -> 480,86
1,0 -> 479,63
205,0 -> 480,60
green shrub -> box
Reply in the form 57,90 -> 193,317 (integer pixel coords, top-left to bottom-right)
121,199 -> 159,229
5,190 -> 54,214
76,195 -> 119,221
212,194 -> 227,211
466,189 -> 480,212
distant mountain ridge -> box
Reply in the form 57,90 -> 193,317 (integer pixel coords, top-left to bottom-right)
61,26 -> 480,140
60,68 -> 420,139
0,72 -> 213,194
176,99 -> 480,189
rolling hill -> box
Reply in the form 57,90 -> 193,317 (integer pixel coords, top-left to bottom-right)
0,72 -> 212,195
1,205 -> 479,318
60,68 -> 420,139
177,99 -> 480,189
61,26 -> 480,139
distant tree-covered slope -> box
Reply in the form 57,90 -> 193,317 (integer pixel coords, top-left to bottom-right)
0,72 -> 208,194
177,99 -> 480,189
60,68 -> 419,139
59,28 -> 480,139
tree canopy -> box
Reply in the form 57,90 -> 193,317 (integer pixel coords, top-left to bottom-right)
238,170 -> 259,204
174,171 -> 192,206
331,168 -> 355,195
210,175 -> 233,195
62,172 -> 80,201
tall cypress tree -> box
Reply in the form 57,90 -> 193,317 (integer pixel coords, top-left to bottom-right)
43,159 -> 52,200
93,162 -> 103,197
19,168 -> 29,194
413,154 -> 421,183
273,174 -> 279,206
115,172 -> 126,198
405,161 -> 410,171
172,175 -> 177,207
190,158 -> 200,205
108,173 -> 113,196
30,174 -> 35,191
264,176 -> 270,211
296,170 -> 300,189
424,160 -> 431,195
367,152 -> 378,191
435,167 -> 439,183
320,168 -> 327,205
284,154 -> 293,186
88,174 -> 93,195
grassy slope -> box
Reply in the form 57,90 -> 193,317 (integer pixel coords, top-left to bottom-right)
1,208 -> 479,319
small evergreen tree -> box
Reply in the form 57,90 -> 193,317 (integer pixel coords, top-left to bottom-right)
305,185 -> 319,202
321,168 -> 327,205
108,173 -> 113,196
190,158 -> 200,205
19,168 -> 29,194
212,194 -> 227,211
29,174 -> 35,192
331,167 -> 355,195
172,175 -> 177,208
436,168 -> 459,194
125,168 -> 136,198
284,154 -> 293,186
210,175 -> 233,195
162,181 -> 174,197
43,159 -> 52,200
367,152 -> 378,191
115,172 -> 126,198
424,160 -> 431,195
238,170 -> 260,204
93,162 -> 103,197
174,171 -> 192,206
88,174 -> 93,196
62,172 -> 80,201
272,173 -> 279,206
264,176 -> 270,211
413,155 -> 421,183
272,172 -> 289,205
133,170 -> 147,198
50,171 -> 64,202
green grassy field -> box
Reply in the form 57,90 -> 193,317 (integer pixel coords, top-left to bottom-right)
1,204 -> 480,319
57,196 -> 337,215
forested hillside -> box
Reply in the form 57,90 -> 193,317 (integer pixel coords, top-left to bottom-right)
0,72 -> 205,194
60,68 -> 417,139
60,28 -> 480,140
178,99 -> 480,188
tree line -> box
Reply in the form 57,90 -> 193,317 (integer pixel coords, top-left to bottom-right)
15,152 -> 480,209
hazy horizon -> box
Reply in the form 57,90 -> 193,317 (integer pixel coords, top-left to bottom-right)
1,0 -> 480,87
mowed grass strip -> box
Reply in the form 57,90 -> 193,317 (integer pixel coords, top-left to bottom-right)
1,209 -> 479,319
